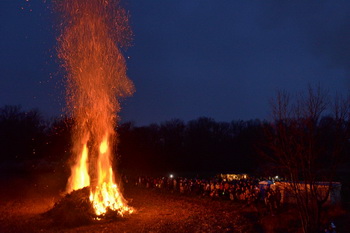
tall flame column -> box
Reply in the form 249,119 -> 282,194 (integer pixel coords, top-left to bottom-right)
57,0 -> 134,216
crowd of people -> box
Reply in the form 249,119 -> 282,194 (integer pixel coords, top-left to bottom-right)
132,176 -> 282,213
126,175 -> 339,231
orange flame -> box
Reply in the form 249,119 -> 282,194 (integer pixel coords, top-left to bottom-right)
58,0 -> 134,217
67,143 -> 90,192
89,135 -> 133,216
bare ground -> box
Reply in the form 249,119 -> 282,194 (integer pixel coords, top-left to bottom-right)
0,172 -> 263,233
0,173 -> 348,233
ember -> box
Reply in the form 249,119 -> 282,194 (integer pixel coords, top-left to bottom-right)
54,0 -> 134,219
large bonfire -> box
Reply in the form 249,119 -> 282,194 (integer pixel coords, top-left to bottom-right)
55,0 -> 134,218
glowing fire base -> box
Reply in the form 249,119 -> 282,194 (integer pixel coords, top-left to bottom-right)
67,136 -> 134,218
90,182 -> 134,216
46,186 -> 133,227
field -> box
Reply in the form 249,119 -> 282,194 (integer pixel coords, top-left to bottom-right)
0,172 -> 348,233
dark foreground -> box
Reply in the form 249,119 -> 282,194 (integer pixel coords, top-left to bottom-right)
0,173 -> 348,233
0,185 -> 258,232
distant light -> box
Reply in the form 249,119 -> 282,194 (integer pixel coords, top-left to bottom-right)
169,174 -> 174,178
275,176 -> 279,179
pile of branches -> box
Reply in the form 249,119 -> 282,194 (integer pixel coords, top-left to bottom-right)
45,187 -> 123,227
45,187 -> 96,227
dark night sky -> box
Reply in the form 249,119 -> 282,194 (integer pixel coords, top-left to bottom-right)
1,1 -> 349,125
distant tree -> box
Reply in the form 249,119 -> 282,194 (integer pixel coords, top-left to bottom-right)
45,116 -> 74,165
117,117 -> 265,175
185,117 -> 219,172
0,105 -> 46,162
263,86 -> 349,233
159,119 -> 185,171
117,122 -> 162,175
234,119 -> 265,173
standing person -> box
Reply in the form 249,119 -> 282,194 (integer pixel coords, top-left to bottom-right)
205,182 -> 210,196
229,184 -> 235,201
179,180 -> 184,194
173,178 -> 177,192
275,188 -> 282,210
210,182 -> 215,193
266,189 -> 275,216
324,222 -> 336,233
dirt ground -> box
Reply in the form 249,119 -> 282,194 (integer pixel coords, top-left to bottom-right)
0,172 -> 260,233
0,172 -> 348,233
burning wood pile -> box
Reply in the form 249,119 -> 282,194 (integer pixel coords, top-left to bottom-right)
46,187 -> 132,227
45,188 -> 95,226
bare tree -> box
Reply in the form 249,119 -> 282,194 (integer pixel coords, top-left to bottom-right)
264,85 -> 349,233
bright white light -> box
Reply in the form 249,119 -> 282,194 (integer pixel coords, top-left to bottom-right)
275,176 -> 279,179
169,174 -> 174,178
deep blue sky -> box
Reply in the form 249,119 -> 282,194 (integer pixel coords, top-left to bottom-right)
1,1 -> 349,125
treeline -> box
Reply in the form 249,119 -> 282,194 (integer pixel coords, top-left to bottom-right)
0,104 -> 348,178
118,118 -> 265,176
0,105 -> 72,175
0,105 -> 266,176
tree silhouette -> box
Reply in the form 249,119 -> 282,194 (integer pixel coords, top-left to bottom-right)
0,105 -> 46,163
263,86 -> 349,233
